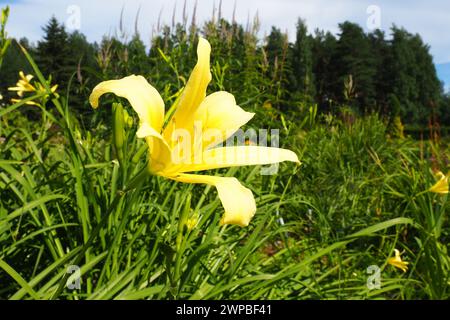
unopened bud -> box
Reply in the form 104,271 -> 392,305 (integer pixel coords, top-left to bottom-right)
112,103 -> 126,164
122,108 -> 133,128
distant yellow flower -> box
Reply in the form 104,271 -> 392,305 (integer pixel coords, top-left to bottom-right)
8,71 -> 58,105
8,71 -> 36,97
429,171 -> 449,194
387,249 -> 409,272
185,215 -> 198,231
263,101 -> 272,110
89,38 -> 300,227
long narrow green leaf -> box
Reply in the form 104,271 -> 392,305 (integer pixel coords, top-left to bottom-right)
0,259 -> 39,300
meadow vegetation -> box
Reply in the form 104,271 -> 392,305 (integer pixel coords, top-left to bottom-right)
0,5 -> 449,299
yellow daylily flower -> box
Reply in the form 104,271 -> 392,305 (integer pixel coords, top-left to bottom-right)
89,38 -> 300,227
8,71 -> 36,97
8,71 -> 58,105
387,249 -> 409,272
429,171 -> 449,194
186,214 -> 199,231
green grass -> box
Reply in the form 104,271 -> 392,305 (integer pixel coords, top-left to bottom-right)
0,43 -> 449,300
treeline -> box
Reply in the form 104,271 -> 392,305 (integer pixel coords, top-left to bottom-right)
1,14 -> 449,128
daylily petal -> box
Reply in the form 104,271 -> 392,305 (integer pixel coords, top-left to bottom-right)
429,171 -> 449,194
137,123 -> 173,173
163,37 -> 212,145
168,173 -> 256,227
175,146 -> 300,173
194,91 -> 255,150
387,249 -> 409,272
89,75 -> 165,132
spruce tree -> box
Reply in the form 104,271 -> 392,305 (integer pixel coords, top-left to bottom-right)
390,26 -> 441,125
410,34 -> 441,125
390,26 -> 419,123
334,22 -> 376,112
291,18 -> 315,101
264,27 -> 293,110
311,29 -> 337,111
265,26 -> 285,78
128,34 -> 149,75
369,29 -> 394,115
36,16 -> 71,89
67,31 -> 97,73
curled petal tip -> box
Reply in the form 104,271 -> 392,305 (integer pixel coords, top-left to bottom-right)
88,91 -> 99,109
280,149 -> 300,164
169,174 -> 256,227
88,75 -> 165,131
198,37 -> 211,51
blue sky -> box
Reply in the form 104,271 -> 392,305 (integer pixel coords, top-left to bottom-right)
2,0 -> 450,88
437,64 -> 450,92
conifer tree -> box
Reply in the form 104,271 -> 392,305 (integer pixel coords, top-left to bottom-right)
36,16 -> 71,89
291,18 -> 315,101
390,26 -> 441,125
68,31 -> 97,73
127,34 -> 149,75
264,27 -> 293,109
390,26 -> 419,123
334,22 -> 376,112
369,29 -> 394,114
311,29 -> 337,111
